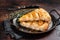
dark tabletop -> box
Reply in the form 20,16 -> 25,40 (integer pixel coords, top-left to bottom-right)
0,1 -> 60,40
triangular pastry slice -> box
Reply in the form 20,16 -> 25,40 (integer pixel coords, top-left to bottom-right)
18,8 -> 51,32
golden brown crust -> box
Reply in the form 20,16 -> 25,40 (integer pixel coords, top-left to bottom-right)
18,8 -> 51,32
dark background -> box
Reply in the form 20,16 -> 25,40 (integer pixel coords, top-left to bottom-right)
0,0 -> 60,7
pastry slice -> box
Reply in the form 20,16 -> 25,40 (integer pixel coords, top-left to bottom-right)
18,8 -> 51,32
